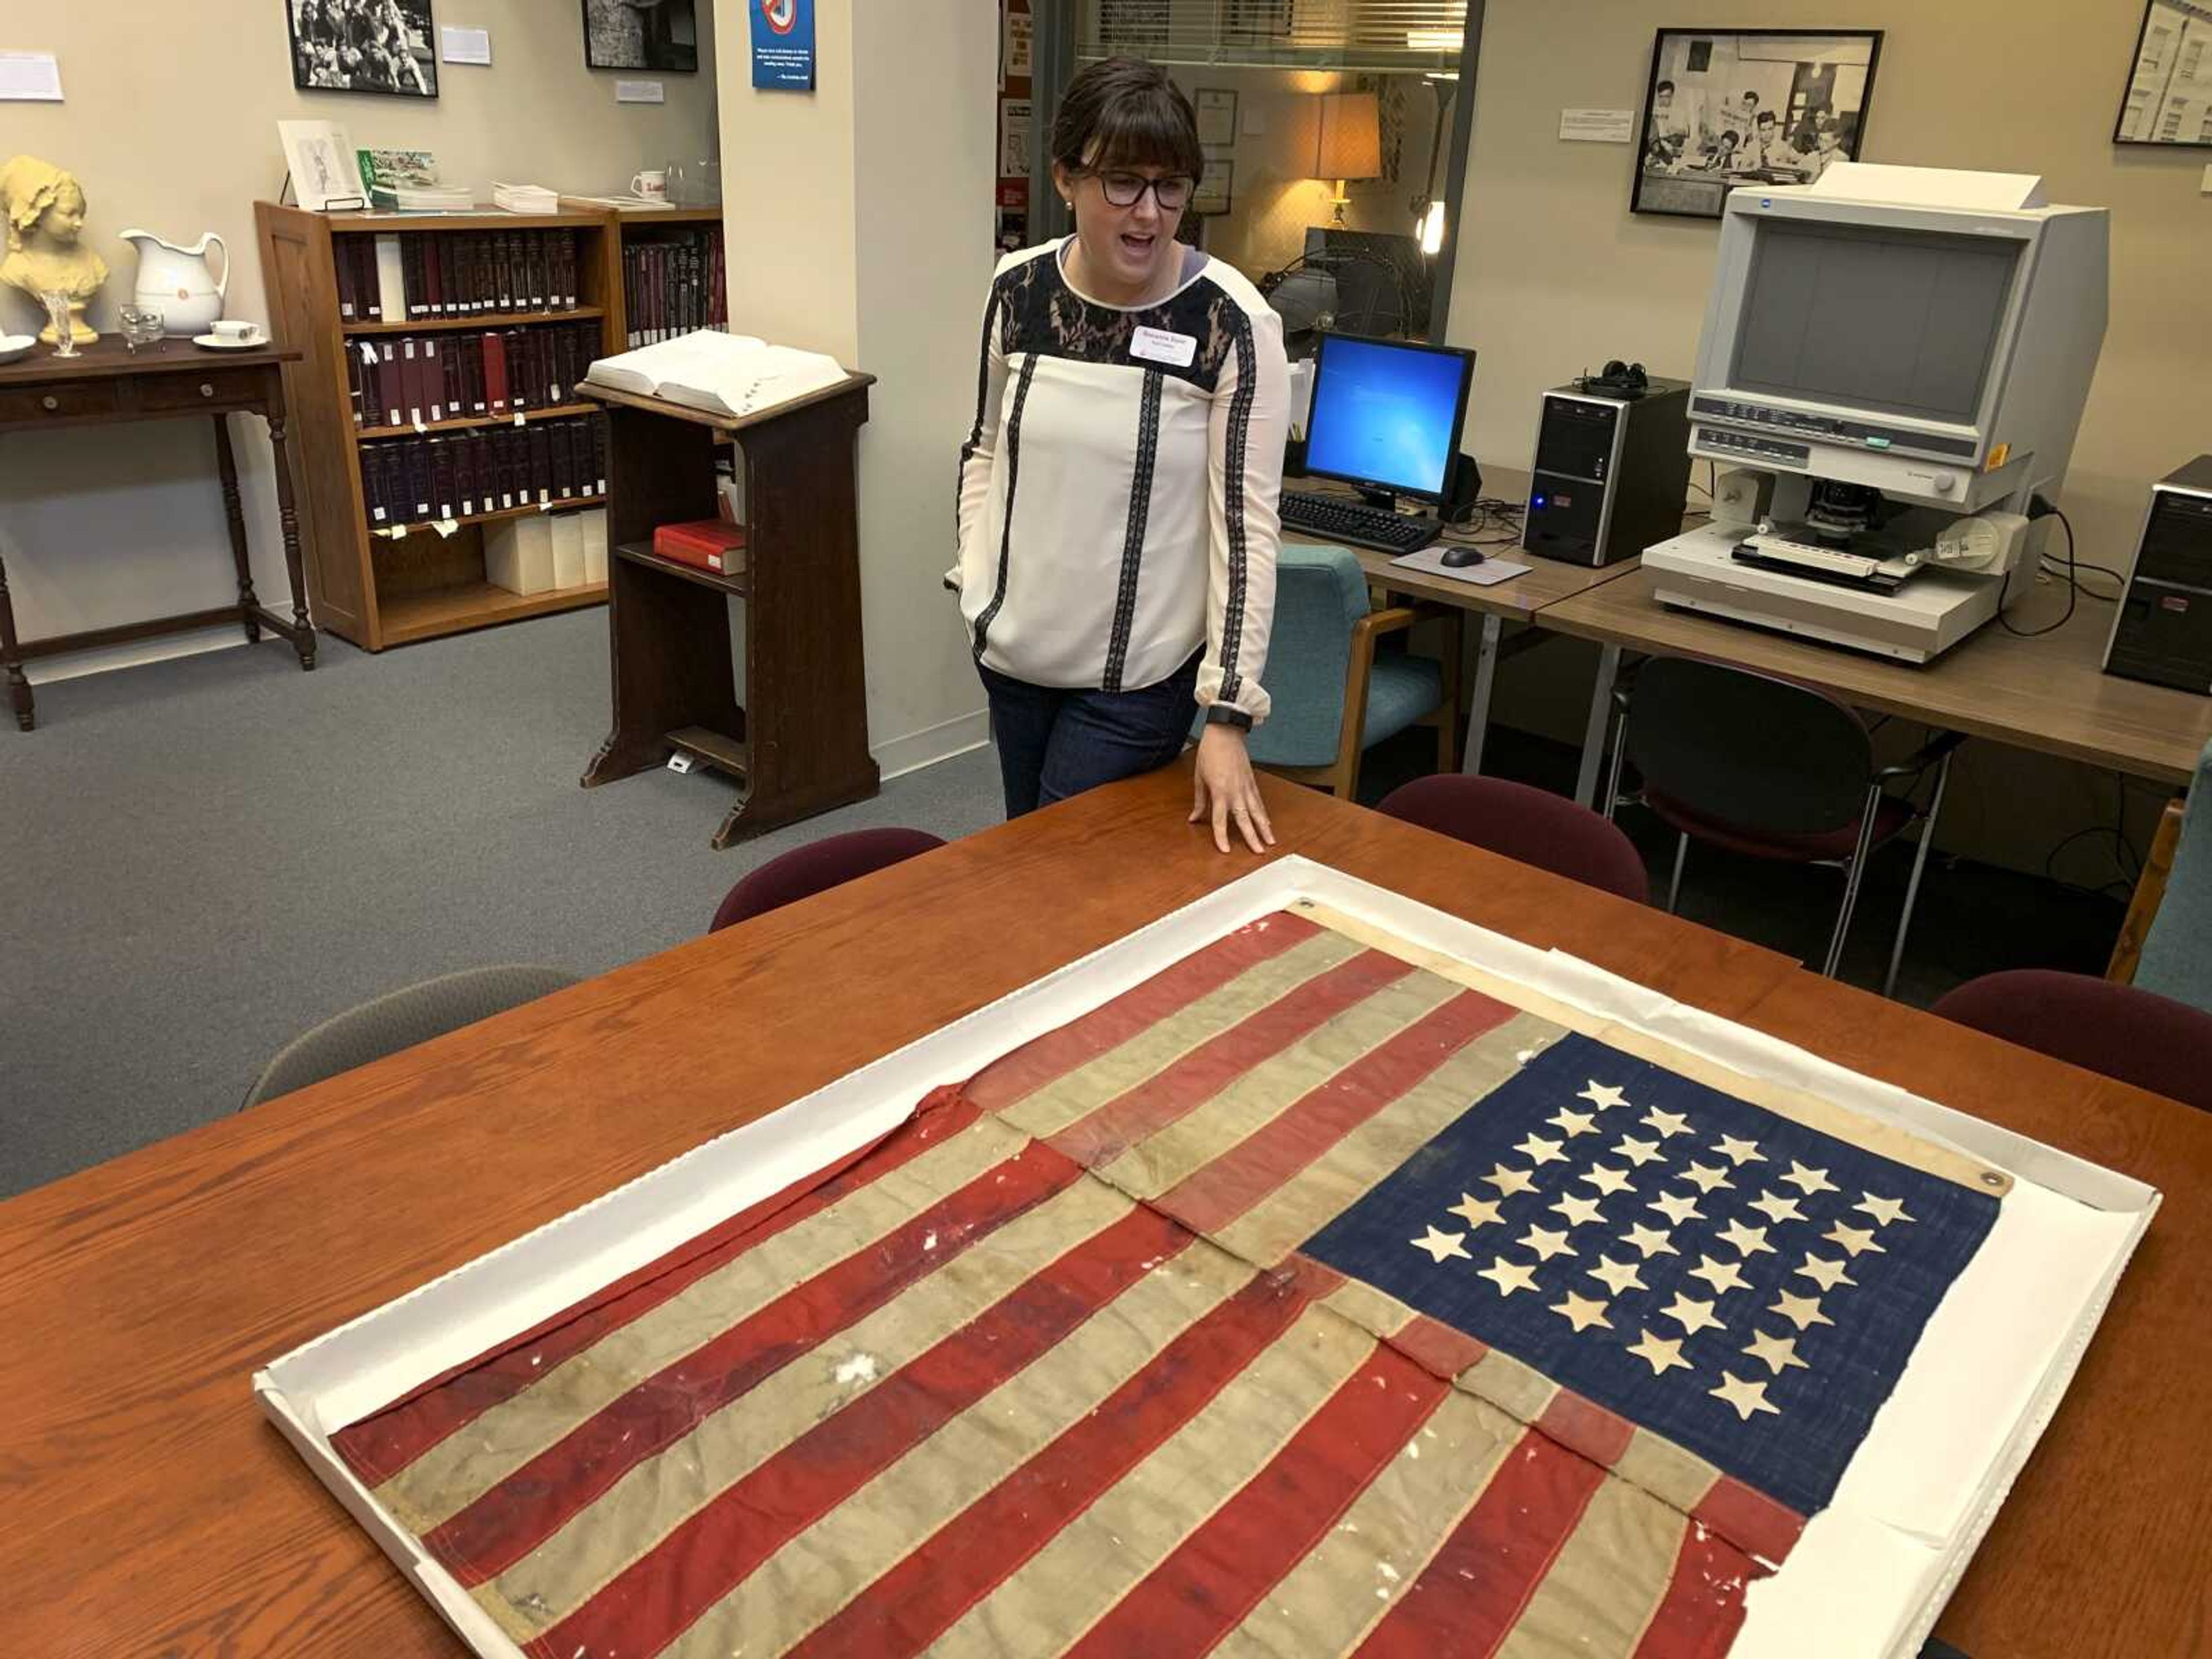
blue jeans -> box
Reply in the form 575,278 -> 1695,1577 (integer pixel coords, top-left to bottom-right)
979,652 -> 1202,818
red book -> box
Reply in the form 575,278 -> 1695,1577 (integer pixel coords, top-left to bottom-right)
481,331 -> 509,414
653,519 -> 746,575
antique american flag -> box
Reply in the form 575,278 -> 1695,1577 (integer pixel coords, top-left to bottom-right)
331,907 -> 2009,1657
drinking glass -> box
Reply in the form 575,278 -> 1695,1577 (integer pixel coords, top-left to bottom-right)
41,290 -> 78,358
120,305 -> 165,353
668,160 -> 721,206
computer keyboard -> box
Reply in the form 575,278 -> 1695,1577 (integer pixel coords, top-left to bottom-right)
1281,490 -> 1441,555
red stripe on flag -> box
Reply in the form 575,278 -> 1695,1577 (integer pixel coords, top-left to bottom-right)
782,1274 -> 1316,1659
530,1203 -> 1206,1659
1156,990 -> 1516,1234
1392,1314 -> 1488,1381
964,912 -> 1321,1112
430,1137 -> 1084,1586
1060,1346 -> 1449,1659
1692,1476 -> 1805,1567
333,1088 -> 982,1487
1048,950 -> 1419,1169
1280,1252 -> 1348,1300
1352,1428 -> 1608,1659
1631,1517 -> 1762,1658
1537,1389 -> 1637,1469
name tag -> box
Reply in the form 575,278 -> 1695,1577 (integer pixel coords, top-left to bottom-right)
1130,325 -> 1197,368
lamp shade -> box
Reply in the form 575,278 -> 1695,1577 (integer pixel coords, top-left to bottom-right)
1313,91 -> 1382,182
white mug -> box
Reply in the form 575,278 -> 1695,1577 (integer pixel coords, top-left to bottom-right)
211,319 -> 262,343
630,169 -> 669,202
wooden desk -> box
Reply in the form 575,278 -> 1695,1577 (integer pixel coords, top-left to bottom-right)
0,335 -> 316,730
579,374 -> 880,847
1539,565 -> 2212,805
1,770 -> 2203,1657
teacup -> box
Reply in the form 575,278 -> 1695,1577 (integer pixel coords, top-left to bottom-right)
210,319 -> 262,344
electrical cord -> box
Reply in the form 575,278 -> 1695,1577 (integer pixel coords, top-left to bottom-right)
1998,505 -> 2080,638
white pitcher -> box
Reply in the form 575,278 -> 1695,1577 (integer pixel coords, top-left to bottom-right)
120,228 -> 228,337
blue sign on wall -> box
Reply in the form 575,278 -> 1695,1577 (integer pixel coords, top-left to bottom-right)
751,0 -> 816,92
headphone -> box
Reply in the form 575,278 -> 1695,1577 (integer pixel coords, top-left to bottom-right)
1583,360 -> 1651,397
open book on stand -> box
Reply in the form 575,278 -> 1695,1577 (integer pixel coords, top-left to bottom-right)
583,331 -> 850,421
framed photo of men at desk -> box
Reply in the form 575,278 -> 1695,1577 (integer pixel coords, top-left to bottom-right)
1631,29 -> 1883,219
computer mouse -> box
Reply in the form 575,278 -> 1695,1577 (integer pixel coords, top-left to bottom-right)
1441,546 -> 1486,569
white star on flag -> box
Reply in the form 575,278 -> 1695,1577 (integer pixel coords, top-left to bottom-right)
1741,1328 -> 1810,1374
1641,1107 -> 1692,1139
1550,1193 -> 1606,1228
1794,1253 -> 1856,1291
1823,1221 -> 1884,1257
1687,1255 -> 1752,1296
1781,1161 -> 1838,1196
1747,1191 -> 1806,1226
1678,1161 -> 1734,1194
1627,1328 -> 1692,1376
1550,1291 -> 1613,1332
1712,1134 -> 1766,1166
1854,1192 -> 1915,1227
1647,1190 -> 1705,1225
1518,1224 -> 1577,1262
1547,1107 -> 1599,1138
1411,1226 -> 1470,1264
1714,1218 -> 1774,1257
1580,1164 -> 1635,1196
1478,1257 -> 1539,1297
1612,1136 -> 1664,1167
1620,1222 -> 1677,1259
1514,1134 -> 1568,1166
1482,1162 -> 1536,1197
1578,1081 -> 1630,1111
1769,1289 -> 1834,1331
1710,1371 -> 1782,1421
1586,1255 -> 1648,1296
1660,1293 -> 1726,1336
1447,1194 -> 1502,1230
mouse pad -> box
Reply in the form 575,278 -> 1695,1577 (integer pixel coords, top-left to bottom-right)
1389,548 -> 1531,586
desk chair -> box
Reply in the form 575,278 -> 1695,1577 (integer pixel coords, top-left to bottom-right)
709,827 -> 944,933
1934,970 -> 2212,1115
1221,544 -> 1460,801
1602,657 -> 1961,997
1378,775 -> 1651,904
242,965 -> 580,1109
2109,737 -> 2212,1013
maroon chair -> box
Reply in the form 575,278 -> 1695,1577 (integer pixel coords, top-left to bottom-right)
1377,775 -> 1652,905
1931,970 -> 2212,1114
709,828 -> 945,933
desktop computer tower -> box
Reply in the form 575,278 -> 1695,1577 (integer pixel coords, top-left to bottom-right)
1522,379 -> 1692,566
2104,456 -> 2212,695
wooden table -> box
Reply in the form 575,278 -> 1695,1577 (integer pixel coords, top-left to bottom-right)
0,335 -> 316,730
1,769 -> 2203,1656
1539,564 -> 2212,808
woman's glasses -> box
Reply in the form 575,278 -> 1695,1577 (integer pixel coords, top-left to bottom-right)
1094,172 -> 1194,211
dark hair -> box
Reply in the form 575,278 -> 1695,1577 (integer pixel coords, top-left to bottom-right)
1050,56 -> 1204,181
1656,79 -> 1675,96
1756,109 -> 1777,125
1742,91 -> 1759,104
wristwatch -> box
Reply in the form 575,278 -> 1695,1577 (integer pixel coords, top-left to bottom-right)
1203,706 -> 1253,732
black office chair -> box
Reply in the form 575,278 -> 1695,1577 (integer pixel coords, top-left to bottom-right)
1602,657 -> 1961,996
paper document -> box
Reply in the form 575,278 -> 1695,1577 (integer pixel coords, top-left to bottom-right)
585,331 -> 851,421
1559,108 -> 1634,143
0,51 -> 63,101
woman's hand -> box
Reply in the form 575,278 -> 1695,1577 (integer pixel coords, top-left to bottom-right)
1190,724 -> 1277,854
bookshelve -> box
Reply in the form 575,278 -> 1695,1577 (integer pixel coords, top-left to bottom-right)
256,202 -> 627,650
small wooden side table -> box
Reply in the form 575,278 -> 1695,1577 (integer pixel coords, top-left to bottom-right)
0,335 -> 317,731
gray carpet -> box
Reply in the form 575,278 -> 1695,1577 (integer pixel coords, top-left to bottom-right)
0,615 -> 1005,1198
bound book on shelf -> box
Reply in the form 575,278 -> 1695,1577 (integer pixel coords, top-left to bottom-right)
652,518 -> 746,575
584,332 -> 849,422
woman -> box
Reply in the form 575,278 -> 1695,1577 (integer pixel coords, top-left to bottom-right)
949,58 -> 1289,853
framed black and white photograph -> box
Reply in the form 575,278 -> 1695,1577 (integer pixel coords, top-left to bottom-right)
1631,29 -> 1883,219
582,0 -> 700,73
2115,2 -> 2212,146
287,0 -> 438,98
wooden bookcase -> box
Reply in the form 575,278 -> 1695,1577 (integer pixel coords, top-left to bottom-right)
255,203 -> 627,650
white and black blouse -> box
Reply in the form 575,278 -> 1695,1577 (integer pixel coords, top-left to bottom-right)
949,238 -> 1290,724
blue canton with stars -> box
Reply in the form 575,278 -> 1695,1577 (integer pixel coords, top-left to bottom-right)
1301,1032 -> 2001,1514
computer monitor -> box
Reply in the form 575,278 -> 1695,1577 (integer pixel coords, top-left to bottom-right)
1689,165 -> 2108,515
1300,332 -> 1476,505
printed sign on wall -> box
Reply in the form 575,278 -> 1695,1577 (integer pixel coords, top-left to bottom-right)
751,0 -> 816,91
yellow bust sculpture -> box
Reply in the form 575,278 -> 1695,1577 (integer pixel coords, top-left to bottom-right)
1,155 -> 109,344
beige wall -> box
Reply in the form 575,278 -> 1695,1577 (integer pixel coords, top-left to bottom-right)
721,0 -> 999,772
0,2 -> 718,680
1448,1 -> 2208,876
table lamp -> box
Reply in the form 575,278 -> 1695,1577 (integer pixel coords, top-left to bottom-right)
1311,91 -> 1382,225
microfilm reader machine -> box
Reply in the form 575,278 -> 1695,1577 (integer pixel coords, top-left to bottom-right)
1643,164 -> 2109,663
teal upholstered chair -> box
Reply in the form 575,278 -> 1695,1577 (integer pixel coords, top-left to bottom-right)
1204,544 -> 1459,800
2119,737 -> 2212,1013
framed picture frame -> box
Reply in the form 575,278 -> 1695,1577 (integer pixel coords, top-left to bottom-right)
581,0 -> 700,73
1195,88 -> 1239,149
286,0 -> 440,99
2114,1 -> 2212,146
1630,29 -> 1884,220
1194,156 -> 1235,217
